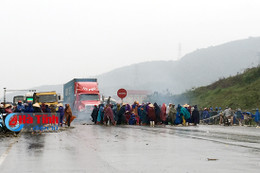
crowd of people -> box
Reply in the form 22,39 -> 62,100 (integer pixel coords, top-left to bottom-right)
91,101 -> 260,127
1,100 -> 259,129
0,101 -> 74,127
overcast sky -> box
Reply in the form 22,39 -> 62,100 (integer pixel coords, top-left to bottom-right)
1,0 -> 260,98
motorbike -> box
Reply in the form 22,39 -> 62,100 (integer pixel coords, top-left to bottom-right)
0,113 -> 8,133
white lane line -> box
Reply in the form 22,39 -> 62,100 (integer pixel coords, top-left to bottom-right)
0,139 -> 18,166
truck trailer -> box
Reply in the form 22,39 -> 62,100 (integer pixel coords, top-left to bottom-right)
63,78 -> 100,121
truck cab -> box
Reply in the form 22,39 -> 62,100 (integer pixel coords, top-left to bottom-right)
74,82 -> 100,112
33,91 -> 60,106
64,78 -> 100,120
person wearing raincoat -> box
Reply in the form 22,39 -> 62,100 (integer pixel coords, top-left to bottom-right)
91,105 -> 99,124
168,104 -> 177,125
64,104 -> 73,127
16,101 -> 25,113
117,104 -> 126,125
139,105 -> 148,125
147,103 -> 156,127
57,103 -> 65,127
129,112 -> 137,125
177,104 -> 191,126
104,104 -> 115,125
160,103 -> 167,125
154,103 -> 161,124
202,108 -> 210,124
25,102 -> 34,113
191,105 -> 200,125
235,108 -> 243,126
4,104 -> 13,114
112,104 -> 120,124
97,104 -> 104,124
132,102 -> 140,125
44,105 -> 51,113
254,108 -> 259,126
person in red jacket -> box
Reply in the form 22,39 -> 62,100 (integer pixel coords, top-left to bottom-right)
160,103 -> 167,125
104,104 -> 115,125
4,104 -> 13,114
147,104 -> 156,127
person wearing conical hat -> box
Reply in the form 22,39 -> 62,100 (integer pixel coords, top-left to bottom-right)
57,104 -> 65,127
33,103 -> 42,113
147,103 -> 156,127
4,104 -> 13,114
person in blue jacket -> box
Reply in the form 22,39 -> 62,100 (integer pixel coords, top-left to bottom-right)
254,108 -> 259,126
129,113 -> 137,125
44,105 -> 51,113
202,108 -> 210,124
16,101 -> 25,113
57,104 -> 65,127
25,102 -> 34,113
97,104 -> 104,124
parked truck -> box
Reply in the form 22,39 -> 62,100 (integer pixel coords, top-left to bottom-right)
63,78 -> 100,121
13,95 -> 25,105
33,91 -> 61,106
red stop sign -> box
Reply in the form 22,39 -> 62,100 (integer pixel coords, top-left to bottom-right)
117,88 -> 127,99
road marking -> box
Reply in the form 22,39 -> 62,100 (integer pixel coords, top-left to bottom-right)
0,138 -> 18,166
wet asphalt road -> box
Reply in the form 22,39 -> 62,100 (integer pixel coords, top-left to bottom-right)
0,125 -> 260,173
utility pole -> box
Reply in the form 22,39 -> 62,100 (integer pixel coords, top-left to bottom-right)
3,87 -> 6,107
2,88 -> 36,106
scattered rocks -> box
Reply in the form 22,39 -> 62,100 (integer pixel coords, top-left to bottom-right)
207,158 -> 218,161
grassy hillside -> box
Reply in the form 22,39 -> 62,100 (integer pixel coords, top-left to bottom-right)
179,66 -> 260,110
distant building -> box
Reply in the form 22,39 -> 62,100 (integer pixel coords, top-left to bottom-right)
122,90 -> 151,104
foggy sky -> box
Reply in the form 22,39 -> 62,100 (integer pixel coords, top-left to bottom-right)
1,0 -> 260,98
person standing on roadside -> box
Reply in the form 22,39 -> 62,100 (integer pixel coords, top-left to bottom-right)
57,103 -> 65,127
192,105 -> 200,125
154,103 -> 161,124
91,105 -> 99,124
104,104 -> 115,125
168,104 -> 177,125
254,108 -> 259,126
97,104 -> 104,124
160,103 -> 167,125
223,107 -> 234,125
65,104 -> 73,127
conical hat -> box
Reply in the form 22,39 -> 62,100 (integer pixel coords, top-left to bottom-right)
33,103 -> 40,108
148,103 -> 154,108
4,104 -> 12,108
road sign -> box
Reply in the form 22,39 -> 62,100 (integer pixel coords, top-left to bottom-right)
117,88 -> 127,99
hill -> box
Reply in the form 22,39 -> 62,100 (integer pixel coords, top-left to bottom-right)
98,37 -> 260,96
175,66 -> 260,110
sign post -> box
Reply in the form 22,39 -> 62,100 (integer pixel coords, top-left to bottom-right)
117,88 -> 127,104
